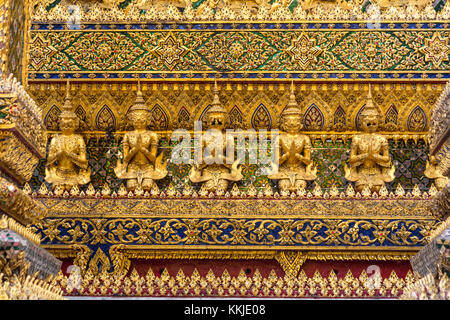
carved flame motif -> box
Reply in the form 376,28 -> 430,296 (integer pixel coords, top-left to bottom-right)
251,104 -> 271,129
407,106 -> 427,132
95,105 -> 116,131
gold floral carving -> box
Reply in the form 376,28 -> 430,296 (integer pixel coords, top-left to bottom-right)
286,33 -> 323,70
31,0 -> 450,22
275,251 -> 306,277
28,33 -> 58,70
31,194 -> 435,217
419,32 -> 450,68
30,83 -> 441,134
153,32 -> 189,70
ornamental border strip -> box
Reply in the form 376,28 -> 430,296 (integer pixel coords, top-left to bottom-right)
31,216 -> 439,249
32,197 -> 435,218
30,21 -> 450,31
28,22 -> 450,81
28,73 -> 450,81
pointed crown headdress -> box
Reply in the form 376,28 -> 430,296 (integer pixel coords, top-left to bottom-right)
282,81 -> 302,117
207,80 -> 227,115
60,80 -> 77,120
360,85 -> 380,118
128,80 -> 150,114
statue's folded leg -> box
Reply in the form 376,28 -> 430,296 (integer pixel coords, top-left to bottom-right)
126,179 -> 138,191
279,179 -> 291,192
294,179 -> 307,190
142,178 -> 154,190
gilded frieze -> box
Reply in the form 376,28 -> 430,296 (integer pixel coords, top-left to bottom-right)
30,189 -> 436,216
32,0 -> 450,22
31,214 -> 438,249
27,24 -> 450,81
29,82 -> 440,133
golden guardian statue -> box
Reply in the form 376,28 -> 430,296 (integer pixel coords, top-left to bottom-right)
268,82 -> 317,192
189,81 -> 243,193
45,81 -> 91,190
424,155 -> 448,190
114,82 -> 168,191
344,86 -> 395,193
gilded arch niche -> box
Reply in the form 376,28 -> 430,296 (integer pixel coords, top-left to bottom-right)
299,91 -> 331,131
177,106 -> 191,129
44,105 -> 61,130
384,105 -> 398,131
96,105 -> 117,131
407,106 -> 427,132
333,106 -> 346,131
303,103 -> 325,131
229,105 -> 244,129
149,103 -> 170,131
89,94 -> 123,130
75,106 -> 88,130
251,103 -> 272,130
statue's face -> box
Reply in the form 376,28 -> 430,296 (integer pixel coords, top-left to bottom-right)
207,112 -> 226,130
59,115 -> 78,132
129,110 -> 149,130
282,114 -> 302,133
361,114 -> 379,133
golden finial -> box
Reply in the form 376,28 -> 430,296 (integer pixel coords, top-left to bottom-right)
208,78 -> 226,113
128,79 -> 148,113
137,78 -> 142,95
65,79 -> 71,100
283,80 -> 301,116
360,84 -> 379,117
61,79 -> 76,118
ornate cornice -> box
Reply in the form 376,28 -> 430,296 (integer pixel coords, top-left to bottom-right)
30,195 -> 439,251
0,77 -> 47,157
27,23 -> 450,82
0,177 -> 47,225
31,0 -> 450,23
0,214 -> 41,244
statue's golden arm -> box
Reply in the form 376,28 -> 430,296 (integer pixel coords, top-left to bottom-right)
278,137 -> 291,166
370,143 -> 392,167
122,137 -> 139,165
66,138 -> 89,169
348,144 -> 367,167
141,140 -> 158,164
46,139 -> 60,166
296,146 -> 312,166
222,136 -> 237,168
